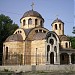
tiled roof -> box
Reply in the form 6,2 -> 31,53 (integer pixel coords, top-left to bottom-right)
33,32 -> 46,40
5,34 -> 23,42
21,10 -> 44,21
59,35 -> 70,41
52,18 -> 64,25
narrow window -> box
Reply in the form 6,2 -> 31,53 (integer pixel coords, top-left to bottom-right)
69,42 -> 70,48
55,24 -> 57,30
20,31 -> 22,33
47,45 -> 50,61
43,30 -> 46,33
28,18 -> 32,25
39,30 -> 42,33
23,20 -> 25,26
18,31 -> 19,33
49,39 -> 54,45
35,19 -> 38,25
40,20 -> 42,27
6,47 -> 8,60
65,42 -> 68,48
59,24 -> 61,30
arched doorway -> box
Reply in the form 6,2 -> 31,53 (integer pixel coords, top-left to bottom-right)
60,53 -> 69,64
71,53 -> 75,64
50,52 -> 54,64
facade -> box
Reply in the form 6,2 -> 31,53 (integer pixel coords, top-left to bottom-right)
3,9 -> 75,65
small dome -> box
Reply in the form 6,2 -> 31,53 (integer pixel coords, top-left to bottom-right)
59,35 -> 70,41
21,10 -> 44,21
5,34 -> 23,42
52,18 -> 64,25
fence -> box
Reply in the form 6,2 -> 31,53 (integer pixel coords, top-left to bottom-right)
2,54 -> 46,65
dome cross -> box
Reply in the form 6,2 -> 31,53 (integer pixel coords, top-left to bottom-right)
31,2 -> 34,10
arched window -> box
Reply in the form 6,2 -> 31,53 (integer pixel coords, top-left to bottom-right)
49,39 -> 54,45
23,20 -> 25,26
20,31 -> 22,33
69,42 -> 70,48
65,42 -> 68,48
18,31 -> 19,33
59,24 -> 61,30
28,18 -> 32,25
40,20 -> 42,27
6,47 -> 8,60
35,19 -> 38,25
55,24 -> 57,30
47,45 -> 50,61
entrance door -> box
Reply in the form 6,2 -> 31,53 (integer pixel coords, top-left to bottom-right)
50,52 -> 54,64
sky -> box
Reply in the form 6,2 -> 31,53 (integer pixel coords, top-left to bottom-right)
0,0 -> 74,36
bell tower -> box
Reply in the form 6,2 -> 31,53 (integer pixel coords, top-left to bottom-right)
51,18 -> 64,35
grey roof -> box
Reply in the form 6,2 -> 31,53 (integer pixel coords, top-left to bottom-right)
59,35 -> 70,41
52,18 -> 64,25
33,33 -> 46,40
24,28 -> 32,36
21,10 -> 44,21
5,34 -> 23,42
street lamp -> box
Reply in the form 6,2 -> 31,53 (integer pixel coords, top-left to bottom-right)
36,48 -> 37,65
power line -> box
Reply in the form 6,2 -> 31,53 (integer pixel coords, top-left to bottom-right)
0,9 -> 74,24
0,10 -> 22,15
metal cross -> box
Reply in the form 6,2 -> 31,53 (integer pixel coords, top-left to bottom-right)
31,2 -> 34,10
56,15 -> 59,19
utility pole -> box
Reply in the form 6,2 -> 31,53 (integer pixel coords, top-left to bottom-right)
36,48 -> 37,65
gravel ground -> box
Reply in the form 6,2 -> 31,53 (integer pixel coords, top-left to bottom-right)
0,71 -> 75,75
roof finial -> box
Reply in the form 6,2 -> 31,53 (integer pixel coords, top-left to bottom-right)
31,2 -> 34,10
56,15 -> 59,19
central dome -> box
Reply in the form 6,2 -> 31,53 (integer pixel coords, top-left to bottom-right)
21,10 -> 44,20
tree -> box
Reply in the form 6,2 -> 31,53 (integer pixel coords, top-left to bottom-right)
69,36 -> 75,49
72,26 -> 75,34
0,14 -> 19,65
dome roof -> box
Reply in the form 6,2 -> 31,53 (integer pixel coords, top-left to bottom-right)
52,18 -> 64,25
5,34 -> 23,42
21,10 -> 44,20
33,33 -> 46,40
59,35 -> 70,41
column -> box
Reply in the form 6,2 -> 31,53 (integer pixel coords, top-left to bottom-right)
68,53 -> 72,64
54,52 -> 56,64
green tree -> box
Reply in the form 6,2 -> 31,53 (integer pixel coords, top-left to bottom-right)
0,14 -> 19,65
72,26 -> 75,34
69,36 -> 75,49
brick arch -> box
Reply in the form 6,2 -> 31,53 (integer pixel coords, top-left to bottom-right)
46,31 -> 60,43
27,27 -> 49,40
14,28 -> 26,40
60,53 -> 69,64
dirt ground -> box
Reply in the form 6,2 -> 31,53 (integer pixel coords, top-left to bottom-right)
0,71 -> 75,75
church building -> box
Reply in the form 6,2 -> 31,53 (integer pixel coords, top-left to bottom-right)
2,7 -> 75,65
